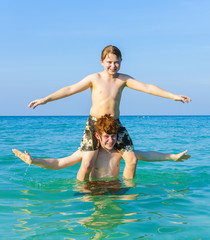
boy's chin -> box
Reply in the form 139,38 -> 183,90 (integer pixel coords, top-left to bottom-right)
106,145 -> 115,150
103,145 -> 114,150
110,70 -> 118,74
108,69 -> 118,74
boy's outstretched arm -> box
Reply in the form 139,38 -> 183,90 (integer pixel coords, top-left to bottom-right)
28,76 -> 92,109
135,150 -> 190,162
125,77 -> 191,103
12,149 -> 82,169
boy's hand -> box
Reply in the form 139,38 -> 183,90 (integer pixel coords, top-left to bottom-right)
28,98 -> 47,109
12,149 -> 32,165
173,95 -> 191,103
174,150 -> 191,162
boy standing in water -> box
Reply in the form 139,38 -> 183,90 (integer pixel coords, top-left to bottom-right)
28,45 -> 191,181
13,114 -> 190,180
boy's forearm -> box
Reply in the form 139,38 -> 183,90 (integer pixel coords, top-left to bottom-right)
44,77 -> 92,103
31,158 -> 61,169
32,151 -> 82,170
147,84 -> 176,100
44,86 -> 72,103
126,79 -> 177,100
135,150 -> 175,162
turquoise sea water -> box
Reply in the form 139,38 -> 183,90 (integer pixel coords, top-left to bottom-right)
1,116 -> 209,240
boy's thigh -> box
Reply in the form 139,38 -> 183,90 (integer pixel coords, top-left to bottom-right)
115,124 -> 134,152
80,116 -> 99,151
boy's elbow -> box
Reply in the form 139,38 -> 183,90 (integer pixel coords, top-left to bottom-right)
132,158 -> 138,166
126,156 -> 138,166
64,86 -> 73,96
134,151 -> 142,160
52,164 -> 63,170
54,167 -> 61,170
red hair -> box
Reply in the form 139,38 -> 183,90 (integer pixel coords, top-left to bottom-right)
95,114 -> 119,136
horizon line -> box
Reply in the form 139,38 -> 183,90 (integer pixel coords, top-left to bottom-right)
0,114 -> 209,117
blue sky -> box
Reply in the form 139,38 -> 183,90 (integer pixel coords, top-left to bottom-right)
0,0 -> 209,116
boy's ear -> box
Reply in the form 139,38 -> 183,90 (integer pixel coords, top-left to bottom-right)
95,132 -> 100,140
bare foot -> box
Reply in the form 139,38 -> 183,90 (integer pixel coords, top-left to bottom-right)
174,150 -> 191,162
12,149 -> 32,165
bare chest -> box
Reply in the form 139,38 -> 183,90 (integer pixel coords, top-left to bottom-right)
93,151 -> 121,173
92,78 -> 125,99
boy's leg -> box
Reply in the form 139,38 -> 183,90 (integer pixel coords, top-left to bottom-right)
115,120 -> 137,179
121,151 -> 138,179
78,115 -> 99,181
76,150 -> 99,181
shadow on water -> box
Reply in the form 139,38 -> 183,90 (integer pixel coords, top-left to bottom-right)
73,179 -> 139,239
74,179 -> 132,196
10,177 -> 140,239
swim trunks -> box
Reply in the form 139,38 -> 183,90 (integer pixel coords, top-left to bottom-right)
79,115 -> 134,152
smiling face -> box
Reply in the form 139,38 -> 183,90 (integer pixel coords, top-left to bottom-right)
94,114 -> 119,151
101,53 -> 121,76
95,132 -> 117,151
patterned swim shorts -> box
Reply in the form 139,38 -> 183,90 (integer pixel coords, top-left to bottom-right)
79,115 -> 134,152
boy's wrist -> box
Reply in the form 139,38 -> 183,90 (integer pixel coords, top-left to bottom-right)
171,94 -> 177,101
43,97 -> 49,103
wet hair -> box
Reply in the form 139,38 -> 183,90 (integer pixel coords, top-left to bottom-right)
95,114 -> 119,136
101,45 -> 122,61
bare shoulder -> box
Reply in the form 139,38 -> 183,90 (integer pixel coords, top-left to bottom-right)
118,73 -> 134,81
86,72 -> 102,82
114,150 -> 124,161
79,73 -> 100,86
82,73 -> 96,81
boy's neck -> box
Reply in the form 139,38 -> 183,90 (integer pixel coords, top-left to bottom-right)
100,146 -> 115,154
102,71 -> 119,79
